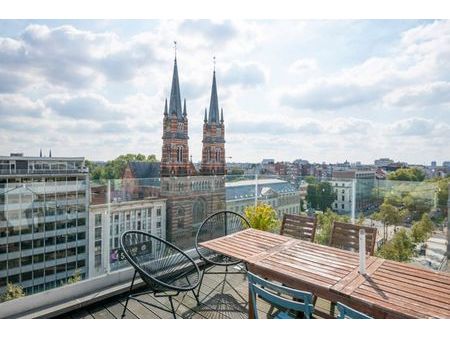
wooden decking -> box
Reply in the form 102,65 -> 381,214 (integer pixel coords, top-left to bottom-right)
61,265 -> 333,319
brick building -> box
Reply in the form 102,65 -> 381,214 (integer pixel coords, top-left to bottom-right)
159,55 -> 226,248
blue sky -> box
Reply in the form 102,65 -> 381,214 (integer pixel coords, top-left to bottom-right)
0,19 -> 449,164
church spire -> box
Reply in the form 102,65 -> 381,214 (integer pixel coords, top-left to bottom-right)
183,98 -> 187,118
208,63 -> 220,124
168,44 -> 183,120
204,108 -> 207,123
220,108 -> 224,124
164,98 -> 168,117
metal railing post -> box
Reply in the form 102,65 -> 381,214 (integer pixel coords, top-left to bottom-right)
351,178 -> 356,224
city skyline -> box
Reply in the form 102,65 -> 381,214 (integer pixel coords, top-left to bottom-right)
0,20 -> 449,165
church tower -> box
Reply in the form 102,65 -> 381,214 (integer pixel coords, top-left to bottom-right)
161,55 -> 192,177
200,66 -> 226,175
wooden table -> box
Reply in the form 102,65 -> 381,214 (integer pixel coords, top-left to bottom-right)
199,228 -> 450,318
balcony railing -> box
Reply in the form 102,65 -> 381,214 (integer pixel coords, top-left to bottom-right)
0,174 -> 448,318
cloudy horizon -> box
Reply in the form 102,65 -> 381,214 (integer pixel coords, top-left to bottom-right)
0,19 -> 449,165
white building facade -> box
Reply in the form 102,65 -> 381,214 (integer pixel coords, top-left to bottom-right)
88,198 -> 166,278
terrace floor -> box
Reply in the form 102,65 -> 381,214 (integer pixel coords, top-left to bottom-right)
61,266 -> 332,319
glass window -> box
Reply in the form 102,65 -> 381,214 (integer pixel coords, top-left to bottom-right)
95,214 -> 102,226
56,249 -> 66,259
21,240 -> 32,251
77,246 -> 85,254
33,254 -> 44,264
56,235 -> 66,244
45,252 -> 55,261
77,232 -> 86,240
45,267 -> 55,276
95,227 -> 102,240
21,256 -> 32,266
156,208 -> 161,216
45,237 -> 55,246
45,222 -> 55,232
21,271 -> 32,281
34,269 -> 44,278
56,264 -> 66,273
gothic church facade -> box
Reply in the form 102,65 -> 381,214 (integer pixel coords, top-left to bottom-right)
160,55 -> 226,248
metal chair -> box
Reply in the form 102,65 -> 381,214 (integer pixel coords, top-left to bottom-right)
336,302 -> 372,319
120,230 -> 201,319
248,272 -> 314,319
195,210 -> 250,302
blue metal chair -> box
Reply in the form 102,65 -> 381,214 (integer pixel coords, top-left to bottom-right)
336,302 -> 372,319
247,272 -> 314,319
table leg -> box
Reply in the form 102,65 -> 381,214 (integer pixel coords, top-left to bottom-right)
248,283 -> 255,319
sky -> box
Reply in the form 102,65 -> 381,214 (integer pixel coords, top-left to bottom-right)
0,19 -> 449,165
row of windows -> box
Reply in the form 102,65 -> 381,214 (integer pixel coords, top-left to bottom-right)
0,260 -> 86,287
0,246 -> 86,270
0,218 -> 86,237
0,234 -> 86,255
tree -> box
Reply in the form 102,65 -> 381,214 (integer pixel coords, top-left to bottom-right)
244,203 -> 279,232
411,213 -> 434,243
388,168 -> 425,182
377,229 -> 414,262
315,209 -> 350,245
0,283 -> 25,303
304,176 -> 317,185
372,202 -> 408,242
306,182 -> 336,212
67,269 -> 82,285
88,153 -> 158,180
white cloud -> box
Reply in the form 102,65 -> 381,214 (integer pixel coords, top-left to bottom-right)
0,94 -> 44,117
221,62 -> 267,88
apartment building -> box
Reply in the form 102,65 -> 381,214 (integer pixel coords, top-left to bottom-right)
88,197 -> 166,277
0,153 -> 89,295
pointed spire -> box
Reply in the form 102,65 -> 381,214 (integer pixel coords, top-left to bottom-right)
39,149 -> 42,157
164,98 -> 168,117
204,108 -> 207,123
49,149 -> 52,158
183,98 -> 187,117
168,46 -> 183,120
220,108 -> 224,123
208,64 -> 219,124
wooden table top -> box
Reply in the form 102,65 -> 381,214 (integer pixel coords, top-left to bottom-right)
199,228 -> 450,318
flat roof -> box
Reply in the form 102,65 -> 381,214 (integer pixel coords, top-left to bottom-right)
225,178 -> 286,187
0,156 -> 85,161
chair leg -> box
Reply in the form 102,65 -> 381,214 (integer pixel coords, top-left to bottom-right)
195,270 -> 206,299
122,270 -> 137,319
168,296 -> 176,319
330,301 -> 336,317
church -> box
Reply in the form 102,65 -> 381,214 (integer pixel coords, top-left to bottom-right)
159,53 -> 227,248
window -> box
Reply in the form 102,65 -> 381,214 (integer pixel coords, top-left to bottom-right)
21,256 -> 32,267
341,204 -> 345,209
342,195 -> 345,201
95,227 -> 102,240
33,254 -> 44,264
156,208 -> 161,217
192,198 -> 206,224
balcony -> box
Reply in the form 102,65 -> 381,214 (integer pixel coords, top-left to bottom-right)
0,174 -> 449,319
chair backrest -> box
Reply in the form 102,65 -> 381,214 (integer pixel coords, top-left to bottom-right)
336,302 -> 372,319
195,210 -> 250,266
247,272 -> 314,319
280,214 -> 317,242
121,230 -> 200,292
329,221 -> 377,255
